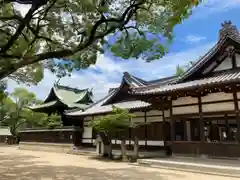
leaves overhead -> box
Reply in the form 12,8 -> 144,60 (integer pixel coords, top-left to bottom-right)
0,0 -> 201,82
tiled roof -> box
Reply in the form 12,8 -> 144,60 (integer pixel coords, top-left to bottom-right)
65,100 -> 150,116
30,85 -> 93,110
53,85 -> 93,105
65,88 -> 117,115
132,71 -> 240,95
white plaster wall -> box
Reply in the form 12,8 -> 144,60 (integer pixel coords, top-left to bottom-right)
172,97 -> 198,106
173,105 -> 199,115
82,139 -> 92,143
147,141 -> 164,146
131,117 -> 145,123
146,110 -> 162,116
201,92 -> 233,103
83,121 -> 89,126
82,127 -> 93,139
202,102 -> 234,112
147,116 -> 163,122
133,111 -> 145,117
83,116 -> 93,121
235,54 -> 240,67
214,57 -> 232,71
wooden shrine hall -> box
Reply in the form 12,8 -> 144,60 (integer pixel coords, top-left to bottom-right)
130,20 -> 240,157
66,20 -> 240,158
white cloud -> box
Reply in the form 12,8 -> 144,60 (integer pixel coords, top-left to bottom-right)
184,35 -> 206,44
7,42 -> 214,101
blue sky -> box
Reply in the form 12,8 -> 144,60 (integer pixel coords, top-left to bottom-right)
7,0 -> 240,101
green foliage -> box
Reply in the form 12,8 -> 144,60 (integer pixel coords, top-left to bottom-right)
175,65 -> 185,76
1,87 -> 62,136
89,106 -> 136,134
175,60 -> 197,76
0,0 -> 201,82
0,80 -> 7,102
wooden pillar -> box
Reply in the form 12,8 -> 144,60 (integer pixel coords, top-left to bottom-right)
186,121 -> 191,141
233,92 -> 240,143
129,117 -> 132,145
170,100 -> 175,142
144,111 -> 147,148
162,109 -> 166,146
198,96 -> 204,142
73,126 -> 83,146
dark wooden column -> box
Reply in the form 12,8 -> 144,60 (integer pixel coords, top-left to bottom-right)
170,100 -> 175,142
162,109 -> 166,146
144,111 -> 147,148
198,96 -> 205,142
129,116 -> 132,145
233,92 -> 240,143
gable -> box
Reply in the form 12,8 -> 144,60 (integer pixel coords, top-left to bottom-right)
177,21 -> 240,82
213,56 -> 232,72
235,54 -> 240,67
202,51 -> 240,75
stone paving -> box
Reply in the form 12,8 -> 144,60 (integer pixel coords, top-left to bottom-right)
0,146 -> 238,180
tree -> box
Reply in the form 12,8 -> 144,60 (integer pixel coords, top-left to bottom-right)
3,87 -> 36,136
0,0 -> 201,82
21,109 -> 62,129
89,106 -> 140,159
175,64 -> 185,76
0,80 -> 7,101
2,87 -> 62,136
175,60 -> 197,76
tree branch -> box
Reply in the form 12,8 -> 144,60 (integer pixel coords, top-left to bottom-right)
0,7 -> 36,54
0,1 -> 145,79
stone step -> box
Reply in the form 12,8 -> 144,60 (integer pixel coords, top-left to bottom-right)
137,158 -> 240,178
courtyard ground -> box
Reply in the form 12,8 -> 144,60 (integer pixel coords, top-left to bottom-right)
0,146 -> 238,180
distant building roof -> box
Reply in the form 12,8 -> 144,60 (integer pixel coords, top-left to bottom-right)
29,84 -> 93,111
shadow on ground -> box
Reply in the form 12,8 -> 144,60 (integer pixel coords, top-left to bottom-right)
0,152 -> 185,180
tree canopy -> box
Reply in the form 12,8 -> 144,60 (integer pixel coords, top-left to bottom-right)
89,106 -> 136,134
175,60 -> 197,76
0,87 -> 62,136
0,0 -> 201,83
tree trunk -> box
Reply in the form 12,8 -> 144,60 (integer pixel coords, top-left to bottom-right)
107,135 -> 113,158
120,138 -> 128,161
133,137 -> 139,160
99,131 -> 112,158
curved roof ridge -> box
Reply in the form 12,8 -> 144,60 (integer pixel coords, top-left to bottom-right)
54,84 -> 89,93
65,89 -> 117,115
123,72 -> 146,87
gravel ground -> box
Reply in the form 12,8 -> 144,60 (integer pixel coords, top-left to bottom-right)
0,146 -> 238,180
